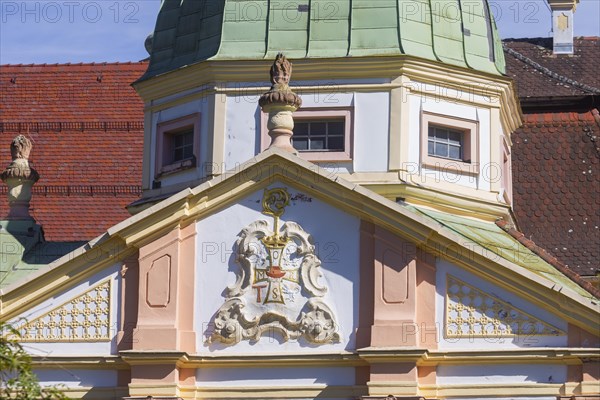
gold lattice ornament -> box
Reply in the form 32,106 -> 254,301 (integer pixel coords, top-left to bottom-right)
445,275 -> 565,338
17,278 -> 112,342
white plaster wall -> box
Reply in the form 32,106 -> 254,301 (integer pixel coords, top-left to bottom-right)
33,369 -> 118,388
437,364 -> 567,385
353,91 -> 389,172
150,96 -> 212,187
196,366 -> 354,387
195,182 -> 360,355
224,94 -> 261,171
223,86 -> 389,173
435,259 -> 568,349
12,264 -> 121,356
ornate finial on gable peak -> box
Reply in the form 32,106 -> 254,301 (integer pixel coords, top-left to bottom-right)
259,53 -> 302,154
1,135 -> 40,220
270,52 -> 292,86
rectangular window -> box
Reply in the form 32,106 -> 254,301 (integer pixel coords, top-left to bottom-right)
261,108 -> 353,162
421,112 -> 478,174
293,119 -> 345,152
170,128 -> 194,163
428,126 -> 464,161
155,113 -> 200,177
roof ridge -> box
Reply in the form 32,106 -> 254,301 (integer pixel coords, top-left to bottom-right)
495,219 -> 600,299
503,45 -> 600,95
1,61 -> 148,67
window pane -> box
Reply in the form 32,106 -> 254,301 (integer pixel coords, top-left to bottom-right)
328,121 -> 344,135
448,145 -> 461,160
428,140 -> 434,155
434,128 -> 448,140
311,138 -> 325,150
328,136 -> 344,150
310,122 -> 327,136
294,122 -> 309,136
173,134 -> 184,147
173,148 -> 184,161
183,145 -> 194,159
448,131 -> 462,145
435,142 -> 448,157
293,139 -> 308,150
183,131 -> 194,145
428,127 -> 435,138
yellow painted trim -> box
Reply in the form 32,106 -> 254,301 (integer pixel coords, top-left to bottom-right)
210,92 -> 227,175
388,76 -> 408,170
31,356 -> 129,369
192,385 -> 366,399
425,383 -> 565,397
490,107 -> 502,193
367,381 -> 418,396
356,179 -> 512,223
133,56 -> 522,132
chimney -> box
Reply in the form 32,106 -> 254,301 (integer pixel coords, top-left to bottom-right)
548,0 -> 579,54
259,53 -> 302,154
1,135 -> 40,220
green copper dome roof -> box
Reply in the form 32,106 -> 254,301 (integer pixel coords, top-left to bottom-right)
143,0 -> 506,80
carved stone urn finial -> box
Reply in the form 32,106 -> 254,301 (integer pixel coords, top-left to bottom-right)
259,53 -> 302,154
1,135 -> 40,220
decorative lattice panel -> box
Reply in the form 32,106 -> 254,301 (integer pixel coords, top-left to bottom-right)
19,279 -> 112,342
445,275 -> 565,338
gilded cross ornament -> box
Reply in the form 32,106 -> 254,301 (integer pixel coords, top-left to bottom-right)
208,187 -> 339,345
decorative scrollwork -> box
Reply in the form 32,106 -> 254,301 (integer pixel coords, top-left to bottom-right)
208,188 -> 339,346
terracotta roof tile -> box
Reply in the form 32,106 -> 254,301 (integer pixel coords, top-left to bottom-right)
0,62 -> 148,242
510,110 -> 600,277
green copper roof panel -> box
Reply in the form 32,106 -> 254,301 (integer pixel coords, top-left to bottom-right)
409,206 -> 595,300
398,0 -> 437,61
141,0 -> 506,80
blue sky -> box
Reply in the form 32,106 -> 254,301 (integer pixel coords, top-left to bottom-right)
1,0 -> 599,64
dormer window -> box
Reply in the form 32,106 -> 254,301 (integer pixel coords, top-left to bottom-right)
155,113 -> 200,177
421,112 -> 478,174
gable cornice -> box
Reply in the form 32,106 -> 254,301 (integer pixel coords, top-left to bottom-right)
2,149 -> 597,333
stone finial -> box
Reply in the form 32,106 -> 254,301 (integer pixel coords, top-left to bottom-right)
259,53 -> 302,153
1,135 -> 40,220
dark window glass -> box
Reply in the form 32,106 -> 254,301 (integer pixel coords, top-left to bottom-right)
428,126 -> 464,161
170,128 -> 194,163
293,119 -> 345,152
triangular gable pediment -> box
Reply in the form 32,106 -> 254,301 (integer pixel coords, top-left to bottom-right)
2,148 -> 598,335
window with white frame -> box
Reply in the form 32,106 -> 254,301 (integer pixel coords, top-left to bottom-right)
155,113 -> 200,177
421,112 -> 478,174
262,108 -> 353,162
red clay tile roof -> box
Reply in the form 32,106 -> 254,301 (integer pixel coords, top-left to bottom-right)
510,111 -> 600,277
496,219 -> 600,298
0,62 -> 148,242
503,37 -> 600,98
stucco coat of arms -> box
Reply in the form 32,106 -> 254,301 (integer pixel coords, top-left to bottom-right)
208,188 -> 339,345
